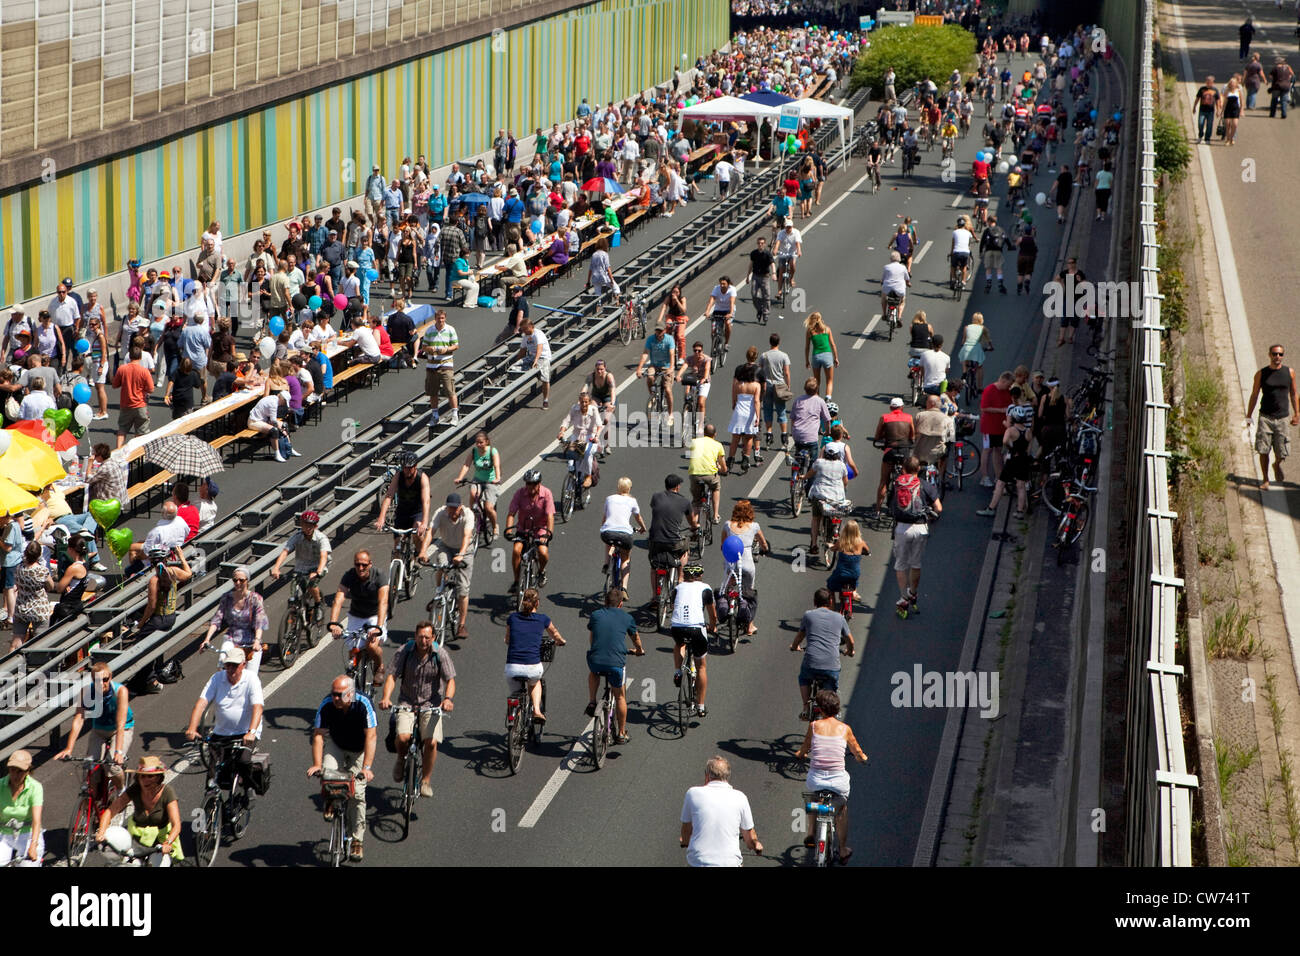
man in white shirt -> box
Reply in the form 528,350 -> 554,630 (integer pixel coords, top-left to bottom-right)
515,318 -> 552,409
949,218 -> 975,288
185,641 -> 265,743
124,501 -> 191,570
680,755 -> 762,866
48,284 -> 80,368
774,219 -> 803,297
918,334 -> 951,396
18,378 -> 55,421
714,158 -> 735,199
344,314 -> 382,363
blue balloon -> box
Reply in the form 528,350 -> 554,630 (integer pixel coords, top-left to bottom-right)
1089,109 -> 1098,120
72,383 -> 92,405
74,337 -> 90,354
268,316 -> 285,336
1112,111 -> 1122,121
847,465 -> 856,480
721,535 -> 745,564
365,268 -> 379,282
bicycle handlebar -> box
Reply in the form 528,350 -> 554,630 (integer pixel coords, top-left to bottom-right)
504,528 -> 554,543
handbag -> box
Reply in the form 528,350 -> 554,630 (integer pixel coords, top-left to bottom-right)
1216,122 -> 1226,138
4,396 -> 19,421
773,381 -> 794,402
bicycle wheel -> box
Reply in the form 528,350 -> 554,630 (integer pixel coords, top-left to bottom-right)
603,559 -> 618,602
675,664 -> 691,736
700,509 -> 714,548
1042,475 -> 1067,516
330,811 -> 346,867
404,559 -> 421,601
819,520 -> 835,568
592,697 -> 610,769
727,612 -> 739,653
194,793 -> 221,868
506,699 -> 526,774
229,785 -> 251,840
305,599 -> 323,647
560,475 -> 576,522
388,558 -> 405,605
1069,501 -> 1091,544
429,593 -> 448,646
656,579 -> 671,629
814,818 -> 830,867
619,307 -> 634,346
791,470 -> 805,518
66,795 -> 92,867
357,656 -> 374,700
277,610 -> 301,667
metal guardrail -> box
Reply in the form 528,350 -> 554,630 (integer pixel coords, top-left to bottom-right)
1122,0 -> 1196,867
0,93 -> 875,754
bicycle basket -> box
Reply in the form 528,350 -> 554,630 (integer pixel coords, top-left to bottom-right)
955,415 -> 977,438
320,770 -> 354,801
540,637 -> 556,663
681,372 -> 700,387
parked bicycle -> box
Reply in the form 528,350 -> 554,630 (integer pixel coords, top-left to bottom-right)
618,289 -> 649,346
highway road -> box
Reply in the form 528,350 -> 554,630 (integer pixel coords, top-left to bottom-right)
34,106 -> 1084,867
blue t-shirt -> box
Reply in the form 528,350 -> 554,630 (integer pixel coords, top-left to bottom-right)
587,607 -> 637,672
506,612 -> 549,665
89,681 -> 136,732
549,160 -> 564,183
644,334 -> 674,368
772,195 -> 791,218
2,523 -> 21,568
503,198 -> 526,223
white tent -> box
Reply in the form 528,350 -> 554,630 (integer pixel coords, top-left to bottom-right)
674,95 -> 783,125
787,98 -> 856,163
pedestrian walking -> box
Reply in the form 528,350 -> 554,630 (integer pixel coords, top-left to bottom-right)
1222,75 -> 1243,144
679,755 -> 762,866
1239,17 -> 1255,59
1244,53 -> 1266,109
1268,55 -> 1294,118
1246,344 -> 1300,490
1193,75 -> 1220,143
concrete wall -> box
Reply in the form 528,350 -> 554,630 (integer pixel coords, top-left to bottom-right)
0,0 -> 729,307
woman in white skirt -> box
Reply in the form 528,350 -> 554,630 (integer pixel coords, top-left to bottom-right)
503,589 -> 566,723
794,689 -> 868,863
726,362 -> 761,472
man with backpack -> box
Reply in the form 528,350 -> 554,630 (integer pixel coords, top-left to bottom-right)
890,456 -> 941,618
379,621 -> 456,800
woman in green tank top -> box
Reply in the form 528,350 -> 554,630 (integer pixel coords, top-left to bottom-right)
804,311 -> 840,400
453,430 -> 503,540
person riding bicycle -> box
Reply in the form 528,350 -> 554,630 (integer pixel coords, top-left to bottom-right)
746,237 -> 775,324
308,674 -> 376,862
376,452 -> 431,562
185,640 -> 263,792
453,430 -> 502,540
55,660 -> 133,803
655,285 -> 689,369
865,139 -> 884,188
875,397 -> 917,511
585,588 -> 644,743
949,218 -> 975,290
504,588 -> 565,725
705,274 -> 739,354
794,689 -> 867,863
326,549 -> 389,685
687,422 -> 729,526
635,325 -> 676,419
199,566 -> 269,674
880,251 -> 911,320
600,476 -> 647,596
807,445 -> 850,557
506,470 -> 555,592
581,362 -> 618,451
678,342 -> 714,435
95,755 -> 183,865
380,620 -> 455,798
940,119 -> 958,156
773,220 -> 802,301
270,510 -> 330,617
428,493 -> 475,640
0,751 -> 43,866
790,587 -> 854,718
647,473 -> 697,597
671,563 -> 716,718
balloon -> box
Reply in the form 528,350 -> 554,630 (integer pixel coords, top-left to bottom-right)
0,431 -> 9,456
258,337 -> 276,359
1035,192 -> 1047,205
72,383 -> 92,405
43,408 -> 72,436
105,527 -> 133,560
89,498 -> 122,531
74,403 -> 93,427
365,269 -> 379,282
997,160 -> 1010,174
847,466 -> 856,480
1090,109 -> 1098,120
721,535 -> 745,564
308,295 -> 323,310
268,316 -> 285,337
1113,111 -> 1122,121
74,338 -> 91,354
333,294 -> 348,310
976,151 -> 986,163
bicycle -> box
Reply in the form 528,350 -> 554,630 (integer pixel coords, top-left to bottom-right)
590,663 -> 622,769
692,479 -> 716,550
868,162 -> 882,195
651,551 -> 682,631
426,558 -> 467,647
386,526 -> 423,604
717,555 -> 757,653
817,499 -> 854,569
710,315 -> 729,369
673,633 -> 701,736
776,258 -> 793,310
645,367 -> 671,422
961,357 -> 988,409
883,291 -> 904,341
681,374 -> 701,443
193,735 -> 258,868
395,704 -> 442,831
312,768 -> 364,867
277,571 -> 323,667
803,790 -> 844,867
945,415 -> 981,491
602,537 -> 631,600
558,441 -> 593,521
907,357 -> 925,408
507,528 -> 552,611
63,755 -> 114,868
788,444 -> 815,517
343,625 -> 383,698
618,289 -> 648,346
1053,479 -> 1091,565
456,479 -> 497,548
950,257 -> 967,300
901,145 -> 916,177
96,830 -> 172,867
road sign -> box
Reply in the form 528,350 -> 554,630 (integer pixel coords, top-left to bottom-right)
878,11 -> 914,26
777,104 -> 802,134
859,15 -> 875,31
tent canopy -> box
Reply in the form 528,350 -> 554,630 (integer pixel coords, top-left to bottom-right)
786,98 -> 854,121
675,95 -> 781,124
740,91 -> 795,108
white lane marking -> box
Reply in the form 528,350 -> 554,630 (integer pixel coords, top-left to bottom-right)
950,193 -> 963,207
745,448 -> 789,500
852,313 -> 882,350
518,721 -> 595,828
914,240 -> 933,265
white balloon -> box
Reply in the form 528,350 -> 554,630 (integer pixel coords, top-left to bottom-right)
258,337 -> 276,359
0,431 -> 9,456
1035,192 -> 1047,206
996,160 -> 1010,174
74,404 -> 94,427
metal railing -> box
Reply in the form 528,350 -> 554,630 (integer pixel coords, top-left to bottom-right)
1121,0 -> 1196,867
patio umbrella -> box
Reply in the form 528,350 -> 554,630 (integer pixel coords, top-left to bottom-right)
0,476 -> 39,516
6,418 -> 79,452
143,434 -> 225,478
455,192 -> 492,208
581,177 -> 625,195
0,431 -> 66,490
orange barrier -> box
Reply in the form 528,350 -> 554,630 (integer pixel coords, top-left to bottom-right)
916,15 -> 944,26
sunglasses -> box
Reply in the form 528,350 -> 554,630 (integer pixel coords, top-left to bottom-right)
331,691 -> 347,698
354,562 -> 370,568
1272,351 -> 1285,357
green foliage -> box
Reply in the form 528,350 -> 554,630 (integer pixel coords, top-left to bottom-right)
850,25 -> 976,96
1153,110 -> 1191,182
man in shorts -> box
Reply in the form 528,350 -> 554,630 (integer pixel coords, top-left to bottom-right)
1053,258 -> 1086,346
516,318 -> 552,410
670,563 -> 717,717
647,474 -> 697,596
584,589 -> 645,743
427,493 -> 475,640
890,456 -> 941,616
421,309 -> 459,426
270,510 -> 331,614
979,371 -> 1014,486
874,397 -> 916,510
379,620 -> 456,797
326,549 -> 390,685
687,423 -> 728,525
1246,343 -> 1300,490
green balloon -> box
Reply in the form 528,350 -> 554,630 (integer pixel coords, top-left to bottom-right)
89,498 -> 122,531
43,407 -> 72,436
105,527 -> 133,560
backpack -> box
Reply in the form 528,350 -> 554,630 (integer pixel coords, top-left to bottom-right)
891,473 -> 929,524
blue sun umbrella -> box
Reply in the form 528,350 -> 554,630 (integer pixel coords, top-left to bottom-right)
581,177 -> 625,195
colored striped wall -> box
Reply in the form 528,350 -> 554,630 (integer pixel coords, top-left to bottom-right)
0,0 -> 728,306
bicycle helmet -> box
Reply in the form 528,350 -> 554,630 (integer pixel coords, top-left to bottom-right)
683,564 -> 704,577
400,451 -> 420,469
823,446 -> 841,460
300,510 -> 320,525
146,547 -> 169,563
1008,404 -> 1033,426
524,469 -> 543,485
826,401 -> 840,417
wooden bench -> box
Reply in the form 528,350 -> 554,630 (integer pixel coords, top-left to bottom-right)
524,263 -> 560,295
210,429 -> 256,452
329,359 -> 382,401
127,469 -> 175,508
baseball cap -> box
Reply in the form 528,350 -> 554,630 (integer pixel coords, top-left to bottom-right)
328,229 -> 338,236
7,304 -> 24,314
653,322 -> 665,332
61,276 -> 73,286
218,641 -> 243,665
889,397 -> 904,408
6,750 -> 32,771
445,493 -> 462,506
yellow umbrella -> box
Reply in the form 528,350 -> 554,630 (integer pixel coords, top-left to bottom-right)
0,475 -> 39,515
0,431 -> 67,491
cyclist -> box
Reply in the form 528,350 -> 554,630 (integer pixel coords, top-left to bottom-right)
647,473 -> 697,598
452,430 -> 502,541
900,125 -> 919,172
504,588 -> 565,724
678,342 -> 713,437
890,456 -> 942,616
795,689 -> 867,863
940,119 -> 958,158
95,755 -> 183,865
270,510 -> 330,618
1005,164 -> 1025,207
874,397 -> 916,511
979,215 -> 1012,294
790,588 -> 855,717
746,237 -> 775,324
917,334 -> 950,398
380,621 -> 456,798
580,362 -> 618,452
706,275 -> 738,354
199,566 -> 269,674
326,549 -> 389,683
375,452 -> 431,563
807,445 -> 850,557
687,422 -> 728,526
656,285 -> 689,368
0,750 -> 42,866
949,217 -> 975,290
888,225 -> 914,273
558,391 -> 604,507
184,640 -> 263,762
506,470 -> 555,592
428,493 -> 475,640
599,476 -> 647,595
635,324 -> 676,419
55,660 -> 133,800
585,588 -> 645,744
308,674 -> 376,862
880,251 -> 911,321
670,563 -> 716,717
959,96 -> 974,135
773,220 -> 802,301
864,139 -> 884,190
973,176 -> 991,226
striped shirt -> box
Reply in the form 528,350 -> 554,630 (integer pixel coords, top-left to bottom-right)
422,325 -> 458,371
